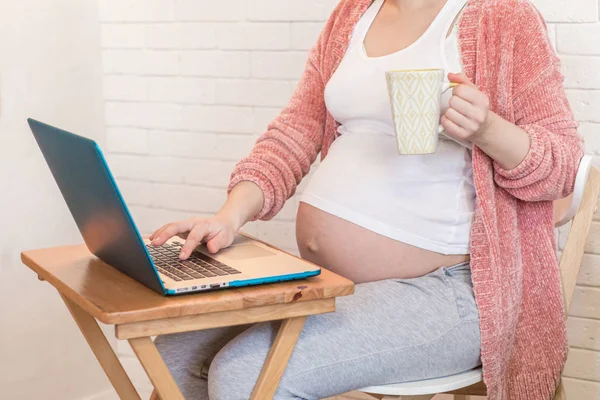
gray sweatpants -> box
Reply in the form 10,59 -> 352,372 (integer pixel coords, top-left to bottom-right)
155,262 -> 481,400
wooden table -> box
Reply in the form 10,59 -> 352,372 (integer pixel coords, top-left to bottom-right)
21,243 -> 354,400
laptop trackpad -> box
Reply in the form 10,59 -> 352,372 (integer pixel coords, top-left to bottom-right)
220,244 -> 276,260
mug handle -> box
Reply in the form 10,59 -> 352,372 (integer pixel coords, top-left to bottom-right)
437,82 -> 459,134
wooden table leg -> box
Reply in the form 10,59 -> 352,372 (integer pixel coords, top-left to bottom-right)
60,293 -> 141,400
129,337 -> 185,400
250,316 -> 307,400
149,389 -> 160,400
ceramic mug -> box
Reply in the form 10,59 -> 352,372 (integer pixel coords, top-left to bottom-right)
385,68 -> 457,155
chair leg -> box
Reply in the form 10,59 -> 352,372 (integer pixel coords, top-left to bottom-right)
554,380 -> 567,400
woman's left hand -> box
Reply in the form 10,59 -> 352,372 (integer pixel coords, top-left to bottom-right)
442,72 -> 493,143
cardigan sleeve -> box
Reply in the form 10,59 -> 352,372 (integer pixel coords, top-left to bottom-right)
492,2 -> 584,202
227,27 -> 329,221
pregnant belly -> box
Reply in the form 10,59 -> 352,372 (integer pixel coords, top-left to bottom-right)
296,203 -> 470,284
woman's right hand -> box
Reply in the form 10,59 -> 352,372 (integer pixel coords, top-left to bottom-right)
149,215 -> 237,259
149,181 -> 266,260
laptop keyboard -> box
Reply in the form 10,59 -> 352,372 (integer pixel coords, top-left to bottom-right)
146,241 -> 241,282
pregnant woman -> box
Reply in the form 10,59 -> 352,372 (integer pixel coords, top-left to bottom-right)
150,0 -> 584,398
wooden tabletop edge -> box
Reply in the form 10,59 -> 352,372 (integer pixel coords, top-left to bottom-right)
106,285 -> 355,325
19,244 -> 356,326
20,252 -> 113,323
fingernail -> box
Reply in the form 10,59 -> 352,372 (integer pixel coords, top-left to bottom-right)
179,251 -> 186,259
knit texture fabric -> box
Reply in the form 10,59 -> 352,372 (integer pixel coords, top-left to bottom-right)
228,0 -> 585,398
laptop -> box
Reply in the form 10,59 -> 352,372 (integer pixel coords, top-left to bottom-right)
28,118 -> 321,295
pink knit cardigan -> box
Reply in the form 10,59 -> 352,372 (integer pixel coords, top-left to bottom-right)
229,0 -> 585,398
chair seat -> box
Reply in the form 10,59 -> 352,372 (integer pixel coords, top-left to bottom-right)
359,368 -> 483,396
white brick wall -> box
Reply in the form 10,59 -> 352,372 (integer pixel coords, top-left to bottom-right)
97,0 -> 600,398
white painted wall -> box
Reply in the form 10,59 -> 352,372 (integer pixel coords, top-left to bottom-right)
0,1 -> 110,399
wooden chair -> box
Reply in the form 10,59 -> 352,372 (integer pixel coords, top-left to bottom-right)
358,155 -> 600,400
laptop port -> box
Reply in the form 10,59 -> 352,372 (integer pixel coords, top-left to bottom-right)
210,283 -> 220,288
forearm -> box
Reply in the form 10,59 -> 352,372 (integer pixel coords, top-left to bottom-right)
218,181 -> 264,231
472,111 -> 532,171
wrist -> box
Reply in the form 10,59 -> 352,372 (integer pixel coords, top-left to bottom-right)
216,206 -> 246,232
218,181 -> 264,231
473,111 -> 499,147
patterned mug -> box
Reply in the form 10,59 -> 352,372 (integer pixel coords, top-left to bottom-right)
385,69 -> 457,155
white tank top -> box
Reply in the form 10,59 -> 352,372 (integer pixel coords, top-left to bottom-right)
300,0 -> 475,255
